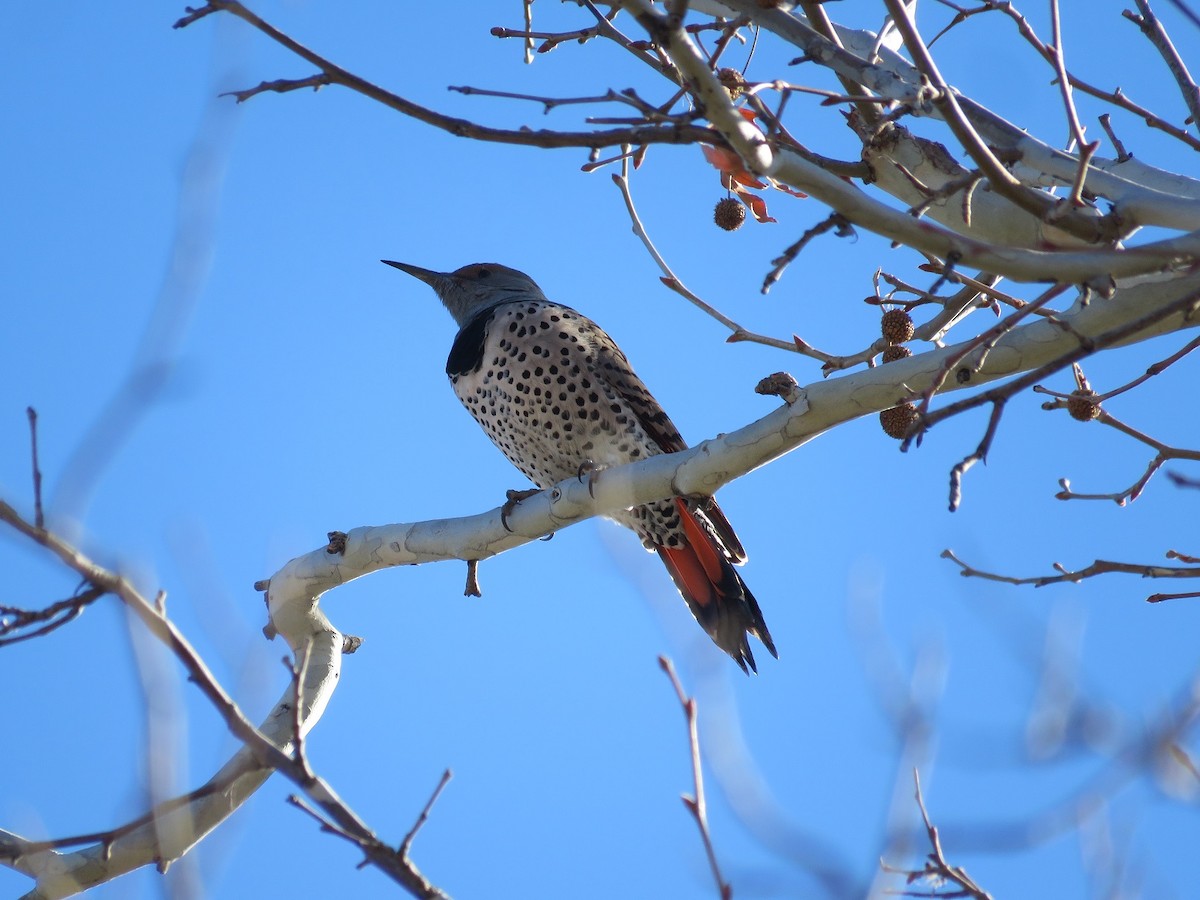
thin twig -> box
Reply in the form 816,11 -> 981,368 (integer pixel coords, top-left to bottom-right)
221,73 -> 331,103
0,587 -> 105,647
400,769 -> 454,859
289,643 -> 313,768
26,407 -> 44,529
984,0 -> 1200,151
1125,0 -> 1200,134
610,160 -> 798,353
945,400 -> 1004,512
882,0 -> 1114,243
1053,410 -> 1200,505
907,769 -> 994,900
797,0 -> 884,126
762,212 -> 854,294
904,285 -> 1200,509
174,1 -> 716,152
287,793 -> 360,843
942,548 -> 1200,598
911,283 -> 1071,428
1047,0 -> 1100,206
1097,113 -> 1131,162
659,657 -> 732,900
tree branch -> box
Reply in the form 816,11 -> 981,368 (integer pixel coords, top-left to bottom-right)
175,1 -> 717,152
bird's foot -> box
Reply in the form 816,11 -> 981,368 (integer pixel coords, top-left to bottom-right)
500,488 -> 541,532
576,459 -> 607,498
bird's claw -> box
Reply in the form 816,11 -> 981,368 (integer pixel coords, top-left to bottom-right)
500,488 -> 541,532
576,460 -> 606,498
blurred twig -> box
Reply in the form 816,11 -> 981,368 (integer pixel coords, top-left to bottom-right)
659,656 -> 732,900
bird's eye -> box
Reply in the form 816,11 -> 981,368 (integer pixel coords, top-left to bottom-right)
477,267 -> 491,278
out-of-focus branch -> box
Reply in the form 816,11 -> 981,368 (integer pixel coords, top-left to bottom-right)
881,770 -> 994,900
0,503 -> 446,900
0,586 -> 105,647
941,669 -> 1200,851
50,40 -> 239,521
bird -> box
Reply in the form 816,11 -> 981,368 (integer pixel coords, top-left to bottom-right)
384,260 -> 776,672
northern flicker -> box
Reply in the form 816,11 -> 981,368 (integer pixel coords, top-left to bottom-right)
384,261 -> 777,672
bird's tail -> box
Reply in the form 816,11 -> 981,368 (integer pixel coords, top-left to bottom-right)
655,499 -> 777,673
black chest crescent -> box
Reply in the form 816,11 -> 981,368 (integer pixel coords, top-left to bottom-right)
445,309 -> 496,377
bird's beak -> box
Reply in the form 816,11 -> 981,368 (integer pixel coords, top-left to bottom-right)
381,260 -> 453,294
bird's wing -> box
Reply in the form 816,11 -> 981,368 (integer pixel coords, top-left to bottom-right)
591,329 -> 687,453
590,324 -> 748,564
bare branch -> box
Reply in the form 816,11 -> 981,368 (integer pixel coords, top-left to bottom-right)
942,548 -> 1200,596
399,770 -> 454,860
1098,113 -> 1132,162
902,282 -> 1200,508
762,212 -> 854,294
1125,0 -> 1200,134
1092,333 -> 1200,402
979,0 -> 1200,153
882,0 -> 1115,243
906,768 -> 993,900
1047,0 -> 1101,207
174,1 -> 717,152
1053,410 -> 1200,505
659,657 -> 732,900
610,162 -> 799,353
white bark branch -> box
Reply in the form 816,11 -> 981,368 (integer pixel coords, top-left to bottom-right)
264,270 -> 1200,626
770,146 -> 1200,283
717,1 -> 1200,233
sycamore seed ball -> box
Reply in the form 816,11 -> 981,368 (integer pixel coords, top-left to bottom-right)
880,402 -> 919,440
881,309 -> 915,344
718,67 -> 745,100
714,197 -> 746,231
1067,390 -> 1102,421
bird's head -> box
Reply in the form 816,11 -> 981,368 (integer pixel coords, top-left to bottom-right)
383,260 -> 547,327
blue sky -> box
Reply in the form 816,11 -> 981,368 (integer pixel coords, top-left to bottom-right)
4,3 -> 1199,898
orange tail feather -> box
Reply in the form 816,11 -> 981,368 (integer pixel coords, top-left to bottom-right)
655,500 -> 776,673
